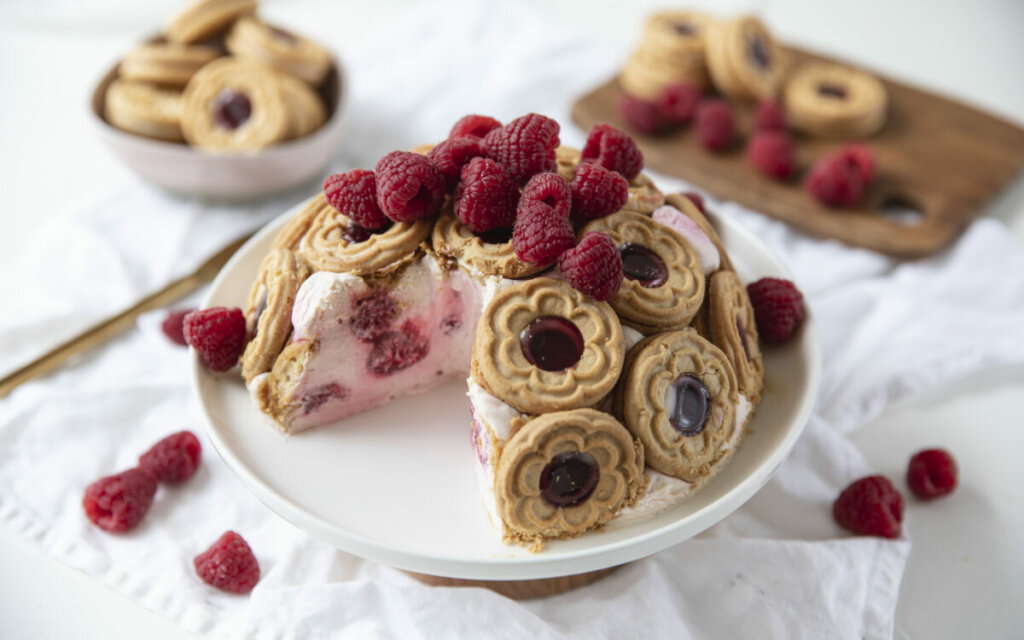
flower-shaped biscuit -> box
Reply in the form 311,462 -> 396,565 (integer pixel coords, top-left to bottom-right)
473,278 -> 624,415
708,270 -> 763,402
496,409 -> 644,545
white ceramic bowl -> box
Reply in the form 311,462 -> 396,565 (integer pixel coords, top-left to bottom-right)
89,58 -> 347,200
192,201 -> 821,580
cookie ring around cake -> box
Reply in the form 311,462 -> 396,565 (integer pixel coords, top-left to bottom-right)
297,194 -> 433,276
616,329 -> 740,483
496,409 -> 645,547
582,211 -> 706,334
707,270 -> 764,404
473,278 -> 625,416
240,249 -> 311,382
432,207 -> 546,279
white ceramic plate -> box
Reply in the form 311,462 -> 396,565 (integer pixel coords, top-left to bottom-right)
193,200 -> 821,580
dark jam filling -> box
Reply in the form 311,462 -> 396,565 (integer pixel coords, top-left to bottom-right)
817,83 -> 848,99
343,219 -> 393,244
749,37 -> 771,71
736,315 -> 752,362
519,316 -> 585,371
668,374 -> 711,436
672,21 -> 697,36
252,290 -> 269,333
619,243 -> 668,288
540,452 -> 599,507
212,89 -> 252,130
475,226 -> 514,245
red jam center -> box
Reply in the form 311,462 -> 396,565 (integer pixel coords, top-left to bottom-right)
668,374 -> 711,436
620,243 -> 668,288
817,83 -> 848,99
672,21 -> 697,36
212,89 -> 252,130
343,219 -> 393,244
519,316 -> 585,371
540,451 -> 599,507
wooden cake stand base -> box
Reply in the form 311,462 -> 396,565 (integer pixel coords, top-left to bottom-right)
403,565 -> 621,600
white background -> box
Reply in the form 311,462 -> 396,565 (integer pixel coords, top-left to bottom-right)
1,0 -> 1023,638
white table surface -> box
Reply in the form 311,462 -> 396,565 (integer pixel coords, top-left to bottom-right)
2,1 -> 1023,638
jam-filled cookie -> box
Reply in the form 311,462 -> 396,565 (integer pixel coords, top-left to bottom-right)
272,193 -> 326,251
240,249 -> 311,382
181,57 -> 290,151
226,17 -> 332,86
104,79 -> 184,142
277,72 -> 327,140
784,62 -> 888,138
495,408 -> 645,546
119,42 -> 221,88
616,329 -> 740,483
432,207 -> 546,279
297,194 -> 432,276
705,15 -> 786,101
473,278 -> 624,415
582,211 -> 705,334
707,270 -> 763,403
165,0 -> 257,44
642,10 -> 715,62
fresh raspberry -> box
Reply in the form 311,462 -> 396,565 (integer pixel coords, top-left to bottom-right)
350,289 -> 398,342
138,431 -> 202,483
161,308 -> 195,346
580,123 -> 643,180
838,143 -> 876,184
657,82 -> 702,125
557,232 -> 623,301
482,113 -> 560,183
453,157 -> 519,233
427,136 -> 484,190
193,531 -> 260,594
833,475 -> 903,538
512,200 -> 576,265
449,114 -> 502,139
804,152 -> 865,207
746,277 -> 805,344
754,100 -> 787,131
183,307 -> 246,372
695,99 -> 736,152
619,94 -> 667,135
366,320 -> 430,376
680,191 -> 707,215
82,468 -> 158,533
747,130 -> 796,179
374,151 -> 446,222
570,162 -> 629,225
323,170 -> 389,229
907,449 -> 958,499
520,172 -> 572,218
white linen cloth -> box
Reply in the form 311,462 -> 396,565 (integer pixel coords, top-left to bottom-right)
3,2 -> 1024,637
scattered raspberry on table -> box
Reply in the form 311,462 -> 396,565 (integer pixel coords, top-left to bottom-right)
138,431 -> 202,483
747,130 -> 796,180
82,467 -> 158,533
833,475 -> 904,538
695,99 -> 736,152
161,308 -> 195,346
907,448 -> 958,499
194,530 -> 260,594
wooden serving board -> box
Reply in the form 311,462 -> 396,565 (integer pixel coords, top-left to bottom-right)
571,47 -> 1024,258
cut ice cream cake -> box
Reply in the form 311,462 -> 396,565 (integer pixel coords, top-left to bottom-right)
236,113 -> 766,549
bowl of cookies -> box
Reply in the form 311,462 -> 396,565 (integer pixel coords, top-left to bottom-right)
90,0 -> 346,199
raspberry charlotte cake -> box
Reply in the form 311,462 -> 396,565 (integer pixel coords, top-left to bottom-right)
237,114 -> 765,549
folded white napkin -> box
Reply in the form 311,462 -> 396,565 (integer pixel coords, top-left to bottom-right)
3,2 -> 1024,638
